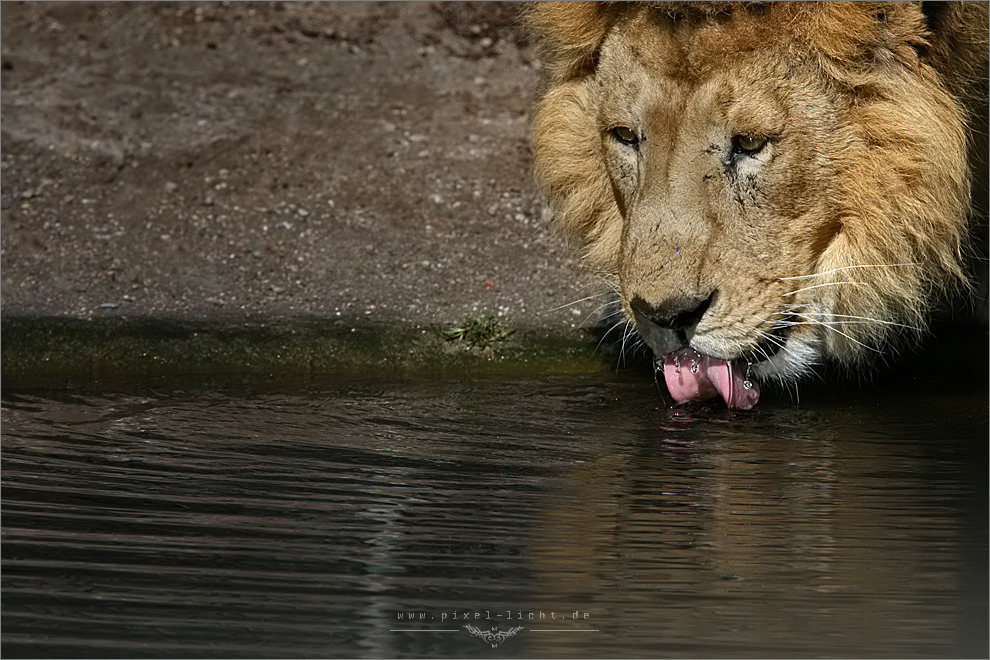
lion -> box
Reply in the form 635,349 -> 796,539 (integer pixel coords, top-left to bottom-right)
528,1 -> 988,409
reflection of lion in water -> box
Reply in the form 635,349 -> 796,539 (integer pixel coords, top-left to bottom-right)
529,2 -> 988,408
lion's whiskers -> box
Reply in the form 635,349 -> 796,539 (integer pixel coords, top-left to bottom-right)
781,280 -> 866,297
543,291 -> 613,313
782,313 -> 920,331
619,320 -> 643,367
749,333 -> 779,363
594,315 -> 629,354
772,311 -> 886,354
777,263 -> 919,281
579,275 -> 649,369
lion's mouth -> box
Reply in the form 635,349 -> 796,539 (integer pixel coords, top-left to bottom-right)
656,324 -> 792,411
658,349 -> 760,410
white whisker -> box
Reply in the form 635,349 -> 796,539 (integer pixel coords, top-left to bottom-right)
619,321 -> 642,368
595,318 -> 629,358
797,312 -> 920,330
783,281 -> 864,296
543,292 -> 612,313
757,330 -> 787,349
595,306 -> 626,320
777,263 -> 918,281
792,319 -> 884,353
780,319 -> 916,331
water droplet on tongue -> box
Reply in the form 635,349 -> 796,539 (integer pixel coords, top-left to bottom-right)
690,359 -> 699,373
673,356 -> 681,374
742,380 -> 753,390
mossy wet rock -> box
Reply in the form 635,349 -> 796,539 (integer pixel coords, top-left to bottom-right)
1,316 -> 615,386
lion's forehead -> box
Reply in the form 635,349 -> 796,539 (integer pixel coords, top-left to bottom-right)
596,31 -> 797,138
608,5 -> 802,83
611,2 -> 917,76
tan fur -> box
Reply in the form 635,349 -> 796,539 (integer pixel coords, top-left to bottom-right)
529,1 -> 987,383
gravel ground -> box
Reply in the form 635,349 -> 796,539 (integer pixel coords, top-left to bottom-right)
1,1 -> 606,334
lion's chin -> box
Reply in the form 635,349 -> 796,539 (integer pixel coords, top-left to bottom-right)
659,348 -> 760,411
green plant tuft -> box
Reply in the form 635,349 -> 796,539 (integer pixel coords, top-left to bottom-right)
442,314 -> 514,349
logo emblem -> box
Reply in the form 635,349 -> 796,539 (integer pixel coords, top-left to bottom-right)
463,624 -> 524,648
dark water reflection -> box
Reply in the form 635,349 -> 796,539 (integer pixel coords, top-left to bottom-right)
2,370 -> 987,658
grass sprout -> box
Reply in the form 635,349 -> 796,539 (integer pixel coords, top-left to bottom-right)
442,314 -> 514,349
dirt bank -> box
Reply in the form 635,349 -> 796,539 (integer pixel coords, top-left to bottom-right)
1,2 -> 607,340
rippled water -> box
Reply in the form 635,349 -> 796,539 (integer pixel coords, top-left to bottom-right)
3,369 -> 987,658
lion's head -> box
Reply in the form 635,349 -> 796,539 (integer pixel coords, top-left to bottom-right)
530,1 -> 987,408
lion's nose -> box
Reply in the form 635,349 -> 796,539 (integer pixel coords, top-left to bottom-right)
630,292 -> 715,332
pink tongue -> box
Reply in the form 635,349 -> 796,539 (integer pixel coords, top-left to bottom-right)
662,347 -> 760,410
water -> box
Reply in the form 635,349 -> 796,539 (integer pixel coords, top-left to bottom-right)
2,369 -> 987,658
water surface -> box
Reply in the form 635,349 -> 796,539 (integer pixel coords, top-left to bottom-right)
3,370 -> 987,658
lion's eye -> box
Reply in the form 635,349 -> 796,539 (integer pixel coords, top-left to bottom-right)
611,126 -> 640,147
733,134 -> 767,154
